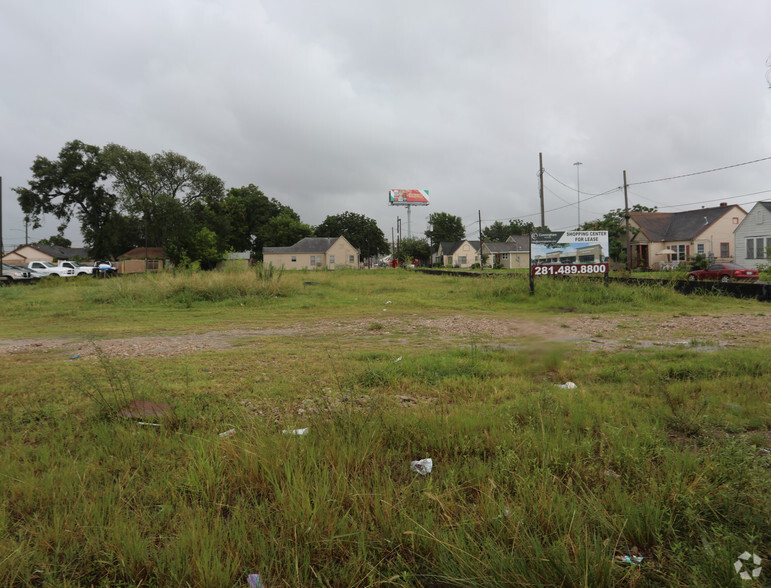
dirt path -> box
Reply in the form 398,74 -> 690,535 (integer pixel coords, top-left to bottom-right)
1,312 -> 769,359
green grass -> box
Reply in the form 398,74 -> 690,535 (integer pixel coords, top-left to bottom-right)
0,269 -> 768,586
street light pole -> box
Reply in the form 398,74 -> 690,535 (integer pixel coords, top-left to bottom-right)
573,162 -> 582,228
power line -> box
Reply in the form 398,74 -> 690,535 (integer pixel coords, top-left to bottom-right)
543,170 -> 621,197
628,156 -> 771,186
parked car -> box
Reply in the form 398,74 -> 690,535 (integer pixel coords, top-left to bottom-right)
1,263 -> 35,282
11,265 -> 46,279
57,260 -> 95,276
26,261 -> 75,277
687,263 -> 759,283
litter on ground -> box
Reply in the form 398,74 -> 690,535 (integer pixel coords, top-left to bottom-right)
282,428 -> 309,435
410,458 -> 433,475
557,381 -> 577,389
219,428 -> 236,437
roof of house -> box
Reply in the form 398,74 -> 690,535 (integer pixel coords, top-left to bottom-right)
118,247 -> 167,259
20,243 -> 90,259
505,235 -> 530,250
263,237 -> 348,255
630,204 -> 744,242
484,242 -> 525,253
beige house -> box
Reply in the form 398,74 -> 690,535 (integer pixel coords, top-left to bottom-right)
263,236 -> 359,270
116,247 -> 167,273
434,240 -> 481,268
482,235 -> 530,269
629,203 -> 746,269
2,243 -> 90,265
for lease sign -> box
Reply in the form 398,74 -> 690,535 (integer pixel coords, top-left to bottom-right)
530,231 -> 609,276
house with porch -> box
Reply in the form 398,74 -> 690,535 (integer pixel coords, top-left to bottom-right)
628,203 -> 746,270
733,201 -> 771,269
434,240 -> 481,268
263,236 -> 359,270
482,235 -> 530,269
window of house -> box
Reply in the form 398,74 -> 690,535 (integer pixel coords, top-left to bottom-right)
349,255 -> 354,263
720,243 -> 729,258
291,255 -> 297,262
675,244 -> 686,261
458,256 -> 467,265
329,255 -> 335,264
746,239 -> 755,259
733,217 -> 739,224
502,253 -> 508,259
310,255 -> 315,266
697,244 -> 705,255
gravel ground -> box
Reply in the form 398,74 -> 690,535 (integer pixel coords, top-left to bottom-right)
1,312 -> 769,359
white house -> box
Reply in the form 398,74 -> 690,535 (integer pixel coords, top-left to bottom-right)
733,201 -> 771,269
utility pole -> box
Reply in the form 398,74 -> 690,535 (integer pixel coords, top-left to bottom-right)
538,153 -> 545,229
478,209 -> 483,272
623,170 -> 632,271
397,217 -> 401,265
573,161 -> 582,228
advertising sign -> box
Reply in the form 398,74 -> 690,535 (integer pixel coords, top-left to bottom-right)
530,231 -> 609,276
389,189 -> 430,206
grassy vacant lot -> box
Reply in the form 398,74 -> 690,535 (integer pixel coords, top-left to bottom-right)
0,269 -> 769,587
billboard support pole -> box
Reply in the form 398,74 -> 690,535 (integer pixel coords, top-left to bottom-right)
539,153 -> 545,229
406,204 -> 412,239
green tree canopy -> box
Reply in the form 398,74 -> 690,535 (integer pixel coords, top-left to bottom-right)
14,140 -> 122,259
580,204 -> 656,262
315,211 -> 389,257
425,212 -> 465,244
259,211 -> 314,248
482,219 -> 537,242
222,184 -> 300,258
35,235 -> 72,248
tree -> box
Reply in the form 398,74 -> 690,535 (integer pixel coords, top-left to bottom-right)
425,212 -> 465,244
14,140 -> 121,259
482,219 -> 536,242
222,185 -> 299,259
397,237 -> 432,266
580,204 -> 656,262
36,235 -> 72,248
315,212 -> 389,257
259,211 -> 314,248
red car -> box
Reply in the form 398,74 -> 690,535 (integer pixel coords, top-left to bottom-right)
687,263 -> 759,283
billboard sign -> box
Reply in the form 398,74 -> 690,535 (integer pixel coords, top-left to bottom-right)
530,231 -> 609,276
389,189 -> 430,206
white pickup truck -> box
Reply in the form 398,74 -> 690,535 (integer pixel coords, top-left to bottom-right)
57,261 -> 95,276
27,261 -> 75,277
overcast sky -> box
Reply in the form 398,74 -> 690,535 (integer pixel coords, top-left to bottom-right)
2,0 -> 770,250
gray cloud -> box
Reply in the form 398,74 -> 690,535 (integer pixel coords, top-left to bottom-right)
2,0 -> 770,250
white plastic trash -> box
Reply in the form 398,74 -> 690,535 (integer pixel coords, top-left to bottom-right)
410,458 -> 433,475
395,356 -> 403,362
219,428 -> 236,437
282,428 -> 309,435
557,381 -> 577,389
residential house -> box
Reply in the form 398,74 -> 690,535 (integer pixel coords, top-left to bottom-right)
482,235 -> 530,269
116,247 -> 167,273
434,240 -> 481,268
263,236 -> 359,270
2,243 -> 90,265
628,203 -> 746,270
733,201 -> 771,269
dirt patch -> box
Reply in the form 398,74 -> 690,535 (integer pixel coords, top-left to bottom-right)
0,313 -> 769,359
